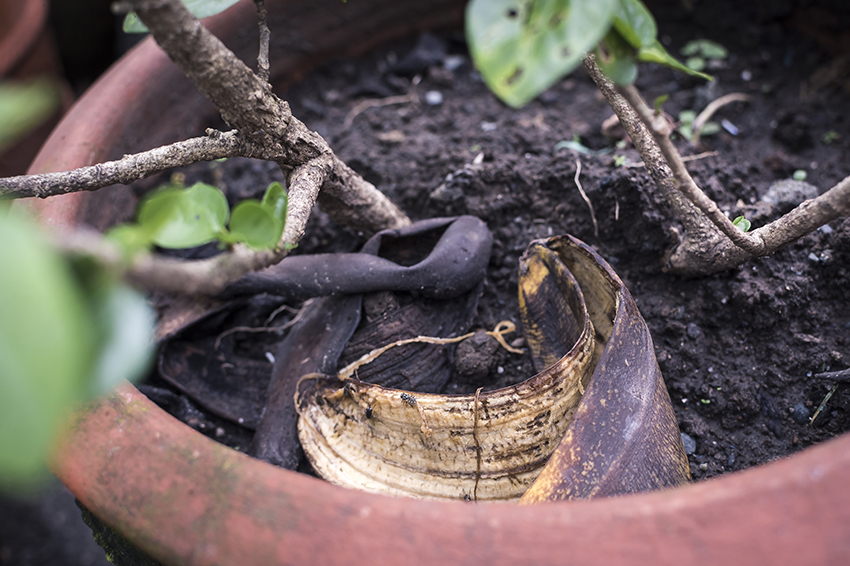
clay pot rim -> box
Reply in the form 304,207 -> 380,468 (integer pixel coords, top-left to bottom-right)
25,1 -> 850,564
0,0 -> 46,77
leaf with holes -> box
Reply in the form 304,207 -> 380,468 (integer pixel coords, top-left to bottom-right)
467,0 -> 616,108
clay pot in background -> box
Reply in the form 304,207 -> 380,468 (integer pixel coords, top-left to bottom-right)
24,0 -> 850,564
0,0 -> 73,177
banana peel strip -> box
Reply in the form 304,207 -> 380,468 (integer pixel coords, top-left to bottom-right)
297,235 -> 690,501
521,236 -> 691,502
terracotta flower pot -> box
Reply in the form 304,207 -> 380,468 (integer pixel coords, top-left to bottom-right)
0,0 -> 73,177
24,0 -> 850,564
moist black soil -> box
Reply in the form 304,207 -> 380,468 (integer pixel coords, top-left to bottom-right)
144,6 -> 850,485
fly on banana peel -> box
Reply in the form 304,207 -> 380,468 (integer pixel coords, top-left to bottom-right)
297,235 -> 690,501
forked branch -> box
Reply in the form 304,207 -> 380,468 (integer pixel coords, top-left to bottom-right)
583,54 -> 850,276
1,0 -> 410,296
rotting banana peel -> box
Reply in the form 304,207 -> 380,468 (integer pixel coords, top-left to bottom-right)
297,256 -> 595,501
297,235 -> 690,501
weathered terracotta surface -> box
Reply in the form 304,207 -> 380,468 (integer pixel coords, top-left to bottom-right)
53,385 -> 850,566
26,0 -> 850,563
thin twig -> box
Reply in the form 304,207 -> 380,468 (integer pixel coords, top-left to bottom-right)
253,0 -> 271,83
343,79 -> 420,130
0,130 -> 252,199
573,159 -> 598,238
692,93 -> 750,145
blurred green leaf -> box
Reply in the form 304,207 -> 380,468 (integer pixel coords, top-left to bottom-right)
137,182 -> 229,249
597,29 -> 638,85
105,224 -> 154,258
611,0 -> 656,48
87,284 -> 155,397
0,78 -> 61,152
700,121 -> 721,136
0,214 -> 95,492
123,0 -> 242,33
685,56 -> 706,71
228,200 -> 282,249
681,39 -> 727,60
653,93 -> 669,113
466,0 -> 616,108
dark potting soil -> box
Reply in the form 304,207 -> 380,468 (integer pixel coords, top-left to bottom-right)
142,7 -> 850,485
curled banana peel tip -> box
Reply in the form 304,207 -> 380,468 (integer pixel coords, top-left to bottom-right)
297,235 -> 691,502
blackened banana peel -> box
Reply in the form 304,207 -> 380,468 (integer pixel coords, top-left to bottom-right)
297,235 -> 690,501
519,236 -> 691,503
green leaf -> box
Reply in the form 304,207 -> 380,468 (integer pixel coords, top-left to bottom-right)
611,0 -> 656,49
732,216 -> 751,232
685,56 -> 706,72
228,201 -> 282,249
87,284 -> 155,397
0,214 -> 96,492
466,0 -> 617,108
699,121 -> 721,136
137,182 -> 229,249
261,181 -> 288,222
123,0 -> 242,33
637,40 -> 713,81
678,109 -> 697,124
653,94 -> 669,113
793,169 -> 808,181
596,28 -> 639,85
105,224 -> 154,258
0,78 -> 61,152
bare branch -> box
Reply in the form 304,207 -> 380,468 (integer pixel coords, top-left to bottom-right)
130,0 -> 289,149
254,0 -> 271,84
0,130 -> 253,200
130,0 -> 409,235
582,55 -> 726,265
584,54 -> 849,276
616,83 -> 766,256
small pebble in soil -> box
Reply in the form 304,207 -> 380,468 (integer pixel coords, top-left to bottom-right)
791,402 -> 811,425
425,90 -> 444,105
681,432 -> 697,455
686,323 -> 702,339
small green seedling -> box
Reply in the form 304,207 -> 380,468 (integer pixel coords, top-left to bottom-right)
678,109 -> 720,143
653,93 -> 669,114
554,134 -> 613,157
680,39 -> 728,72
613,154 -> 628,167
822,130 -> 840,145
793,169 -> 808,182
732,216 -> 751,232
108,180 -> 288,256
